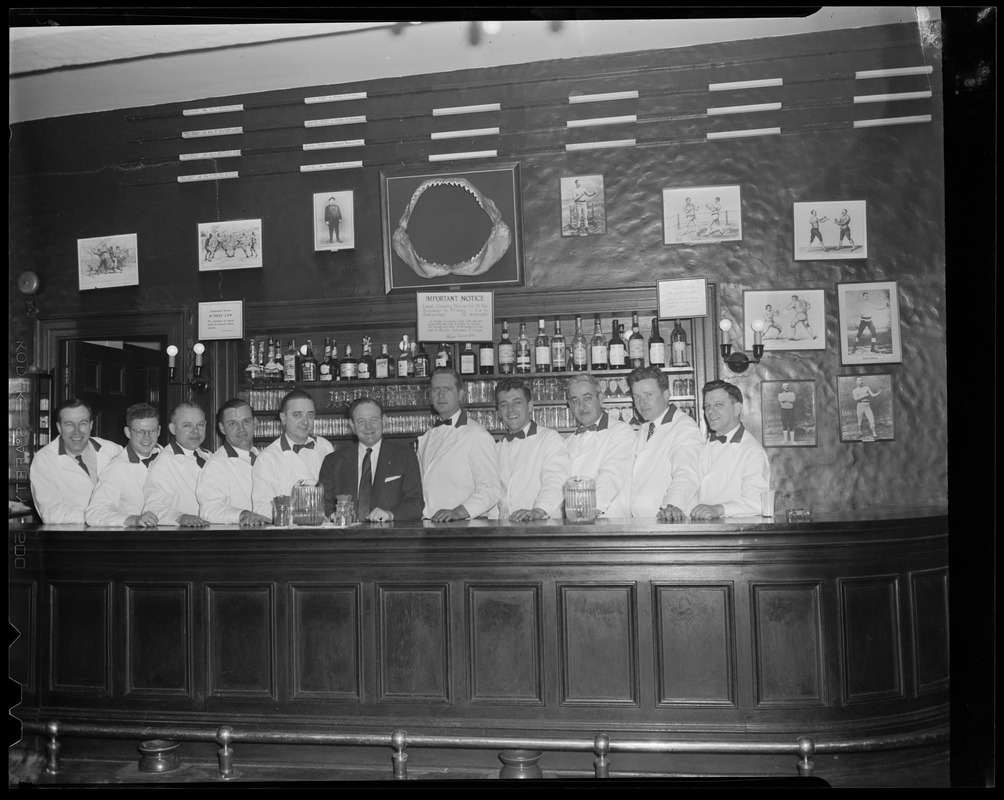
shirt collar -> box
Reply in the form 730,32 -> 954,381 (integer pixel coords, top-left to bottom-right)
280,433 -> 314,451
711,423 -> 745,444
651,404 -> 678,427
127,444 -> 161,463
223,441 -> 257,459
58,438 -> 98,457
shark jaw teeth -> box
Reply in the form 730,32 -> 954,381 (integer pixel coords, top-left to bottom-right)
392,176 -> 511,279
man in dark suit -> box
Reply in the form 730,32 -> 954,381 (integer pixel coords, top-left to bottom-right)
319,397 -> 424,522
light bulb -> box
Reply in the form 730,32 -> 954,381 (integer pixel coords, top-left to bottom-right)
751,319 -> 765,332
167,344 -> 178,369
751,318 -> 764,346
193,342 -> 205,367
718,319 -> 732,333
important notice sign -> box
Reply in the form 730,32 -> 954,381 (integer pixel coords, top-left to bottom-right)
416,291 -> 494,343
198,300 -> 245,341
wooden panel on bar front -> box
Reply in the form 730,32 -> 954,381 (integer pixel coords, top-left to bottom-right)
10,581 -> 36,698
205,583 -> 277,700
467,583 -> 544,705
654,583 -> 737,707
751,582 -> 826,707
124,583 -> 193,699
910,568 -> 950,694
840,576 -> 905,703
289,584 -> 363,702
558,583 -> 638,706
49,582 -> 112,696
377,584 -> 451,703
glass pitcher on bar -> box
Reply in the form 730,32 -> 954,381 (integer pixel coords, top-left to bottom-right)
564,476 -> 597,523
290,479 -> 325,526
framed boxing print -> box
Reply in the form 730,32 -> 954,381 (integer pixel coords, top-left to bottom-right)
662,184 -> 742,244
198,218 -> 263,271
742,289 -> 825,352
761,379 -> 817,448
837,373 -> 895,443
560,174 -> 606,237
793,200 -> 868,260
77,233 -> 139,291
380,162 -> 524,293
837,281 -> 902,365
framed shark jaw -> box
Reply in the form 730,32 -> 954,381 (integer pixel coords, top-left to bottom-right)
381,163 -> 524,293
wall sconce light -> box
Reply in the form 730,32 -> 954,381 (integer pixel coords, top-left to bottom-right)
718,318 -> 765,374
17,271 -> 41,316
167,343 -> 210,394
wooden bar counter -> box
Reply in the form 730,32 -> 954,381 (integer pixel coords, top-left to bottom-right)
9,508 -> 949,785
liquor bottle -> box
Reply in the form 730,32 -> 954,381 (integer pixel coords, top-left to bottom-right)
608,320 -> 626,369
257,340 -> 266,380
414,342 -> 432,378
264,338 -> 282,383
571,315 -> 589,371
375,343 -> 394,379
534,318 -> 551,372
244,338 -> 260,382
478,340 -> 495,374
319,338 -> 334,381
397,336 -> 412,378
590,315 -> 608,370
670,320 -> 689,367
459,342 -> 477,375
435,342 -> 452,370
330,339 -> 341,381
283,339 -> 298,383
551,319 -> 567,372
338,343 -> 358,380
498,321 -> 515,374
299,340 -> 318,382
358,336 -> 375,380
648,319 -> 666,369
409,342 -> 418,376
628,312 -> 646,368
515,322 -> 532,373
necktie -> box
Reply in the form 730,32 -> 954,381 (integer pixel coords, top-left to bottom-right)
646,422 -> 655,442
575,424 -> 599,435
434,417 -> 453,427
194,451 -> 206,468
357,447 -> 373,519
293,440 -> 315,453
75,455 -> 90,476
249,451 -> 257,466
504,430 -> 526,443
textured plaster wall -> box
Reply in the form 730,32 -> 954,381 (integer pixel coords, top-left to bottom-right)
8,23 -> 948,512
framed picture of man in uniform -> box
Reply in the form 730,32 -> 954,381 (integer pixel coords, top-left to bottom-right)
837,281 -> 902,365
837,373 -> 895,443
761,379 -> 817,447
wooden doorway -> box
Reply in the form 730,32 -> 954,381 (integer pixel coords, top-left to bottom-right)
61,339 -> 168,446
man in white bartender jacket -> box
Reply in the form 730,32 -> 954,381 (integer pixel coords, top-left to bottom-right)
417,368 -> 500,522
30,398 -> 122,523
621,366 -> 703,521
563,374 -> 634,518
494,377 -> 570,522
197,398 -> 270,526
251,389 -> 334,520
690,380 -> 771,519
143,401 -> 213,527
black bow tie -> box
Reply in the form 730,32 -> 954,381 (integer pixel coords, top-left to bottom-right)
709,434 -> 728,444
293,441 -> 315,453
434,418 -> 453,427
504,430 -> 526,443
141,454 -> 157,467
574,424 -> 599,435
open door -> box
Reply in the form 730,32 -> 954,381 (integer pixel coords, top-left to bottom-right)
61,339 -> 169,446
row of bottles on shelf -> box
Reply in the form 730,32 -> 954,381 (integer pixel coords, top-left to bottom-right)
243,314 -> 693,384
248,402 -> 699,440
244,375 -> 699,416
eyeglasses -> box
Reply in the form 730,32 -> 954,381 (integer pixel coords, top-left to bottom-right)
129,427 -> 160,438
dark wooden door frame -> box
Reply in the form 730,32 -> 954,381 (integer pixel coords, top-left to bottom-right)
37,307 -> 191,418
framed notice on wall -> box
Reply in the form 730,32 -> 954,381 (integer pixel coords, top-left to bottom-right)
198,300 -> 245,341
416,291 -> 494,342
657,278 -> 708,319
